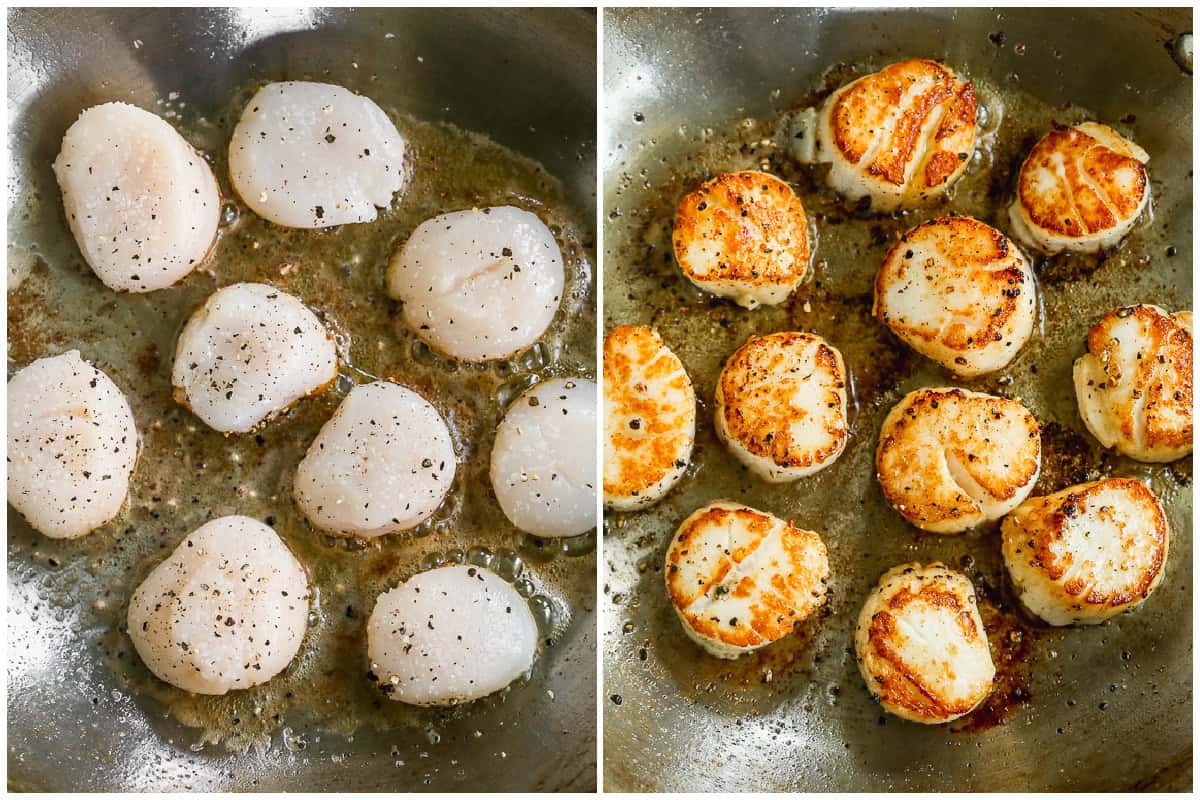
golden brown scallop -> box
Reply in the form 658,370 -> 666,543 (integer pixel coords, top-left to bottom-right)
603,325 -> 696,510
665,501 -> 829,659
1008,122 -> 1150,253
714,332 -> 848,482
1001,478 -> 1169,625
1073,304 -> 1192,462
874,216 -> 1036,377
876,387 -> 1041,533
814,59 -> 977,211
672,171 -> 810,309
855,562 -> 995,724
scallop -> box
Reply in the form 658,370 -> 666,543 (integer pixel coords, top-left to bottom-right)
812,59 -> 977,211
1074,304 -> 1192,462
876,387 -> 1041,534
229,81 -> 408,228
672,171 -> 810,309
603,325 -> 696,511
665,501 -> 829,659
171,282 -> 337,433
367,565 -> 538,706
7,351 -> 139,539
1001,478 -> 1169,626
386,206 -> 564,361
490,378 -> 596,539
127,515 -> 310,695
1008,122 -> 1150,253
52,102 -> 219,292
874,216 -> 1037,377
293,381 -> 456,538
714,332 -> 848,482
854,563 -> 995,724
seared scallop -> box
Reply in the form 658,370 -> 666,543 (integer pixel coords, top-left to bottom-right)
854,563 -> 994,724
387,206 -> 564,361
1001,478 -> 1169,625
874,216 -> 1037,377
1074,304 -> 1192,462
876,387 -> 1041,533
665,501 -> 829,659
7,351 -> 139,539
491,378 -> 597,539
812,59 -> 977,211
52,102 -> 219,292
172,282 -> 337,433
128,515 -> 310,695
672,171 -> 810,309
367,565 -> 538,706
603,325 -> 696,511
229,81 -> 408,228
293,381 -> 455,538
1008,122 -> 1150,254
714,332 -> 848,482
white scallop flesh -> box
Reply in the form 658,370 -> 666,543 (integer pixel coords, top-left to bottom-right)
293,381 -> 456,537
127,515 -> 310,695
52,102 -> 219,292
172,282 -> 337,433
7,351 -> 138,539
490,378 -> 597,538
367,565 -> 538,706
387,206 -> 565,361
229,81 -> 408,228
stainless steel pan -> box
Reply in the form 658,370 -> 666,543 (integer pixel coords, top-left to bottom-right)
603,7 -> 1191,792
8,7 -> 596,792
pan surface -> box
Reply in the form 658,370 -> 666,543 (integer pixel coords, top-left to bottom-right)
602,7 -> 1191,792
8,7 -> 596,792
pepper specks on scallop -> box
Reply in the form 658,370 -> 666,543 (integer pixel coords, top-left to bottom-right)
7,350 -> 139,539
603,325 -> 696,511
386,206 -> 565,361
171,282 -> 338,433
229,81 -> 409,228
491,378 -> 597,539
366,564 -> 538,706
52,101 -> 220,292
293,380 -> 456,538
127,515 -> 310,695
873,216 -> 1037,378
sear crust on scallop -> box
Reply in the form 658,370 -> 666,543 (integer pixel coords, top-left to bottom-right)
665,501 -> 830,659
672,171 -> 811,309
854,562 -> 995,724
53,102 -> 220,292
603,325 -> 696,511
1074,304 -> 1192,462
367,564 -> 538,706
293,381 -> 456,538
171,282 -> 338,434
874,216 -> 1037,377
1001,478 -> 1169,625
7,351 -> 139,539
715,332 -> 848,482
128,515 -> 310,695
1008,122 -> 1150,254
814,59 -> 977,211
876,387 -> 1041,534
